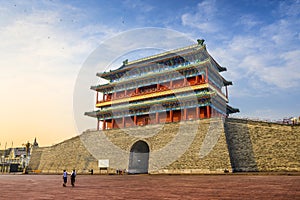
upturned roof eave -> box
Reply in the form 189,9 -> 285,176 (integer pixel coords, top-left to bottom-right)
226,105 -> 240,114
222,77 -> 233,86
208,55 -> 227,72
96,43 -> 205,79
84,111 -> 98,118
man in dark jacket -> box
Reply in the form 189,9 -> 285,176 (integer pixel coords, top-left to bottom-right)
71,169 -> 76,187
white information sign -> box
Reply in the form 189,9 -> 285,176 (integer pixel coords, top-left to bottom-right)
98,159 -> 109,168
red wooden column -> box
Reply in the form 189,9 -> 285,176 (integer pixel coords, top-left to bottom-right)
170,110 -> 173,122
135,88 -> 139,94
102,119 -> 106,130
196,107 -> 200,119
206,106 -> 211,118
184,77 -> 187,86
111,119 -> 115,129
96,91 -> 99,103
184,108 -> 187,120
201,75 -> 205,83
156,112 -> 159,123
195,75 -> 199,84
200,107 -> 205,119
157,83 -> 160,90
170,80 -> 173,88
134,115 -> 137,125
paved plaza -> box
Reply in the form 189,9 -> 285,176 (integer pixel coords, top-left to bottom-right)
0,174 -> 299,199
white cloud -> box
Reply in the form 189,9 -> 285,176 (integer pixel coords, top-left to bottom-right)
237,14 -> 262,30
259,50 -> 300,88
123,0 -> 154,12
261,19 -> 299,47
278,0 -> 300,17
217,40 -> 300,91
196,0 -> 217,16
212,14 -> 300,92
181,0 -> 219,33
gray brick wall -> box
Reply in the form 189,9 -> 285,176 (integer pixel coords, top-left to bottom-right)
28,118 -> 300,174
225,118 -> 300,172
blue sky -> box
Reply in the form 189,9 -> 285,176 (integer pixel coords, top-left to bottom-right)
0,0 -> 299,146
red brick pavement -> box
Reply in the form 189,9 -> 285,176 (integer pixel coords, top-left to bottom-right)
0,174 -> 299,199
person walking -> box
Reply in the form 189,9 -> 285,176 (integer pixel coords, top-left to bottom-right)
62,170 -> 68,187
70,169 -> 76,187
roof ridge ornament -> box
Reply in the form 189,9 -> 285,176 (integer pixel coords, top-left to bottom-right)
197,39 -> 205,46
122,59 -> 128,66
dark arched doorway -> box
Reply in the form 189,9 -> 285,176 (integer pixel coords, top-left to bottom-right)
128,140 -> 149,174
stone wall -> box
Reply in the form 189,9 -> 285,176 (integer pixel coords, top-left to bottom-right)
225,118 -> 300,172
29,118 -> 232,174
28,136 -> 98,174
28,118 -> 300,174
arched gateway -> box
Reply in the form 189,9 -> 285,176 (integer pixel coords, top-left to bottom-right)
128,141 -> 149,174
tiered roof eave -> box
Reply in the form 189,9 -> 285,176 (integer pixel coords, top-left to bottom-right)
222,77 -> 233,86
97,42 -> 226,80
91,60 -> 233,92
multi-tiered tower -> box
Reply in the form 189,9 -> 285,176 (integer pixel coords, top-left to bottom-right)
85,40 -> 239,130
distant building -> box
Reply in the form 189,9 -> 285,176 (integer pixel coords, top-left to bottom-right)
282,117 -> 300,125
7,147 -> 27,159
0,138 -> 38,173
